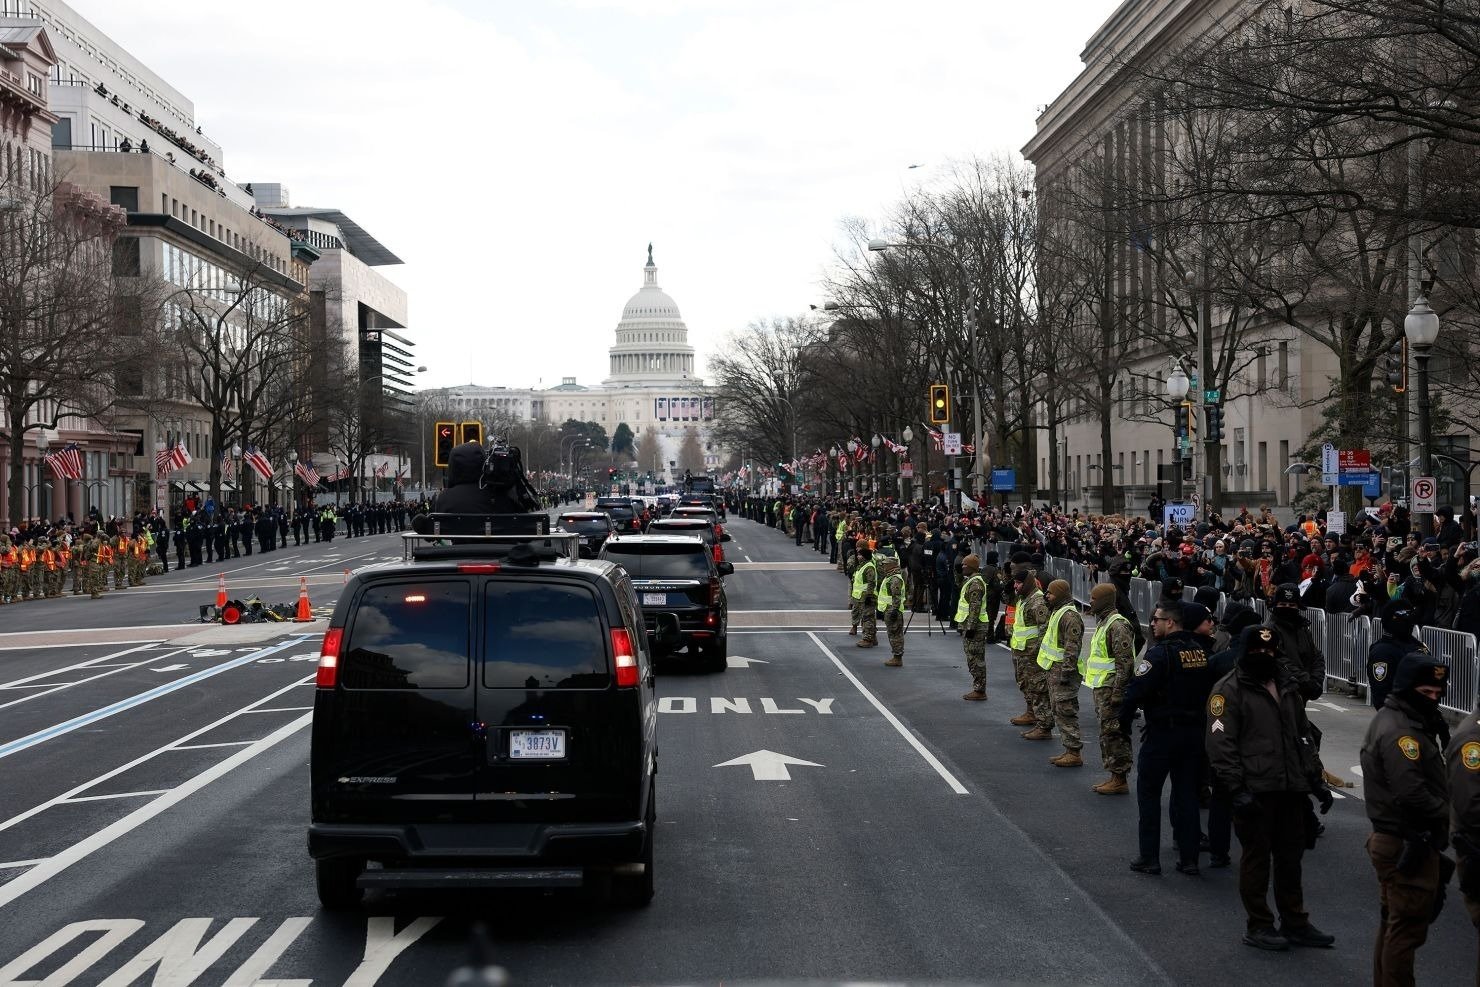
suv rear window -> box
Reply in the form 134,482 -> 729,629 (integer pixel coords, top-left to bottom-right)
342,581 -> 470,689
483,582 -> 611,689
603,544 -> 711,580
558,516 -> 611,534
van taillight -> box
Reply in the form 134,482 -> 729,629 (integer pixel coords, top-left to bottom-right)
611,628 -> 639,688
712,543 -> 724,563
714,523 -> 724,540
458,563 -> 501,574
709,578 -> 721,606
316,628 -> 344,688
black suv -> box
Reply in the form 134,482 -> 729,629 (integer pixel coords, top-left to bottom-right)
308,515 -> 676,909
595,497 -> 644,534
600,534 -> 732,671
555,511 -> 614,557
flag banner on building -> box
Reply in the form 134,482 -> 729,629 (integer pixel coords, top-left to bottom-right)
837,452 -> 848,472
394,464 -> 407,481
295,461 -> 321,487
44,443 -> 84,480
702,397 -> 715,420
242,446 -> 274,482
656,397 -> 668,420
170,440 -> 193,471
374,461 -> 389,479
219,450 -> 236,484
882,436 -> 908,456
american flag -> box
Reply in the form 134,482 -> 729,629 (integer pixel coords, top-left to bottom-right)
326,464 -> 351,483
155,446 -> 174,478
219,449 -> 236,483
850,437 -> 868,463
393,464 -> 407,481
295,460 -> 321,487
44,443 -> 84,480
836,452 -> 848,472
882,436 -> 908,456
242,446 -> 274,481
373,461 -> 388,479
170,440 -> 193,471
925,425 -> 944,452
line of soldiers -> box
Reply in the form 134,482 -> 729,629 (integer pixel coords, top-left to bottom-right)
0,529 -> 155,602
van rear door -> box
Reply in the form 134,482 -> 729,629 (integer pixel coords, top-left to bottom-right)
311,577 -> 478,823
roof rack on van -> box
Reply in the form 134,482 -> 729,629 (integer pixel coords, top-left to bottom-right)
403,513 -> 582,563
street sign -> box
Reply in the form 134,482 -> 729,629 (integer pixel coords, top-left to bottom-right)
1362,471 -> 1383,499
1321,442 -> 1338,486
1412,476 -> 1438,513
1326,510 -> 1346,535
1338,449 -> 1371,471
942,431 -> 962,456
1339,470 -> 1379,487
1204,389 -> 1220,403
900,463 -> 914,478
1163,502 -> 1196,530
991,468 -> 1016,492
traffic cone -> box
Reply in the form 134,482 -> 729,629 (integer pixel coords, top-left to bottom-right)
294,576 -> 313,622
216,574 -> 227,609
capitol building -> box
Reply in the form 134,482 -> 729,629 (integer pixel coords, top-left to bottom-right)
424,247 -> 722,480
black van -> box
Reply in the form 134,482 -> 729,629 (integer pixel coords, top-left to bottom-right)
308,519 -> 673,909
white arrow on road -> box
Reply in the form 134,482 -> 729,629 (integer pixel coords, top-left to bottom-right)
151,664 -> 189,672
726,656 -> 770,669
714,749 -> 822,781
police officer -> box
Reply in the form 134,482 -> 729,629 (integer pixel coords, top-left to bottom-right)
850,545 -> 879,647
1367,600 -> 1423,711
878,553 -> 907,667
956,554 -> 989,699
1206,626 -> 1334,950
1009,570 -> 1050,736
1121,600 -> 1216,876
1085,583 -> 1135,794
1361,651 -> 1452,984
1037,579 -> 1084,767
1267,582 -> 1326,701
1445,709 -> 1480,980
980,551 -> 1004,642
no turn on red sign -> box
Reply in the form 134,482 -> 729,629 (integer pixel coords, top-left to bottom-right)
1412,476 -> 1438,513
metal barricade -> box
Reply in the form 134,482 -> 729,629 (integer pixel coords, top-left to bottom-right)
1322,612 -> 1368,690
1420,626 -> 1480,716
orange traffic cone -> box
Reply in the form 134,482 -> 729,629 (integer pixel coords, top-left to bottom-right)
216,574 -> 227,609
294,576 -> 313,622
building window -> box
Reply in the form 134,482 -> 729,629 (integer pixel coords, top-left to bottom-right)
1277,342 -> 1289,387
111,238 -> 140,276
108,185 -> 139,212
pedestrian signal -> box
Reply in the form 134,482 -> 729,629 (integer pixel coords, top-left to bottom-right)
434,421 -> 455,467
929,384 -> 950,425
459,421 -> 483,446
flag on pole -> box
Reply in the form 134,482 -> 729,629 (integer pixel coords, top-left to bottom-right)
44,443 -> 84,480
219,449 -> 236,483
374,461 -> 389,479
393,464 -> 407,481
882,436 -> 908,456
170,440 -> 193,471
295,461 -> 321,487
242,446 -> 274,481
924,425 -> 944,452
155,445 -> 174,479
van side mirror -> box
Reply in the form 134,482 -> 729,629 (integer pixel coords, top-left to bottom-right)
717,561 -> 735,577
720,532 -> 732,542
649,612 -> 681,652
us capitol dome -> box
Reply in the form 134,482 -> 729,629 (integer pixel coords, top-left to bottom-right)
603,244 -> 699,385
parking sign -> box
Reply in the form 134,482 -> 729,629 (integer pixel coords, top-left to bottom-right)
1412,476 -> 1438,513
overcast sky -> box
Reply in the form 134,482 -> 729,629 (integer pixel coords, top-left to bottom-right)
78,0 -> 1114,391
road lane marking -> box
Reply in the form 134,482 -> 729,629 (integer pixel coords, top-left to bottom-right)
0,647 -> 195,713
0,711 -> 313,909
0,858 -> 47,870
806,632 -> 969,795
242,705 -> 312,713
0,637 -> 306,762
714,749 -> 823,781
0,642 -> 161,690
171,740 -> 256,750
62,789 -> 171,804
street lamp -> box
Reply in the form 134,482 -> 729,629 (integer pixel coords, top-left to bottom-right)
1166,366 -> 1189,502
871,434 -> 881,496
35,430 -> 51,521
1405,292 -> 1440,534
830,444 -> 840,496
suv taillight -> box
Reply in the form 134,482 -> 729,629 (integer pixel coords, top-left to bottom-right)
316,628 -> 343,687
714,523 -> 724,540
709,578 -> 722,607
712,543 -> 724,563
611,628 -> 639,688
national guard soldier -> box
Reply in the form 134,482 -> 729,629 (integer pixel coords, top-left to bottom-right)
878,553 -> 907,667
1207,626 -> 1334,951
1361,651 -> 1453,984
0,534 -> 15,603
852,545 -> 880,648
956,554 -> 989,700
16,540 -> 34,600
1085,583 -> 1134,794
1121,601 -> 1217,876
130,531 -> 148,586
69,537 -> 84,594
1037,579 -> 1085,767
88,534 -> 111,599
53,540 -> 70,597
1009,570 -> 1051,736
1445,709 -> 1480,981
112,533 -> 130,589
30,538 -> 49,600
1367,600 -> 1423,711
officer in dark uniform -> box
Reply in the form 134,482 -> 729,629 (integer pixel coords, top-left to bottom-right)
1445,709 -> 1480,976
1360,651 -> 1452,985
237,511 -> 253,556
1267,582 -> 1326,701
1120,599 -> 1217,876
1366,600 -> 1423,711
225,509 -> 241,558
173,516 -> 187,569
202,514 -> 217,563
256,509 -> 275,552
276,507 -> 289,547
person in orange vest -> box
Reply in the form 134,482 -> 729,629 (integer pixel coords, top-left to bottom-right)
17,541 -> 36,601
0,535 -> 16,603
29,538 -> 50,600
130,532 -> 149,587
112,534 -> 130,590
57,541 -> 72,597
39,540 -> 59,598
89,536 -> 113,599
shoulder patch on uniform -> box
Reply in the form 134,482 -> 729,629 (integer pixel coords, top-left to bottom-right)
1209,694 -> 1226,717
1397,735 -> 1421,762
1371,661 -> 1387,683
1463,742 -> 1480,772
1134,659 -> 1152,677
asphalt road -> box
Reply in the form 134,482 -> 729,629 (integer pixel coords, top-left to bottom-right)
0,512 -> 1470,985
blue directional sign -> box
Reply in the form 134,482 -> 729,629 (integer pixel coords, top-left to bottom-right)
1339,470 -> 1380,488
1360,471 -> 1382,498
991,468 -> 1016,492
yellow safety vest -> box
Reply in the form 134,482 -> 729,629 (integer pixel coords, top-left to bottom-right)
953,573 -> 989,623
850,560 -> 876,601
1081,613 -> 1130,688
1009,591 -> 1044,650
878,571 -> 904,612
1036,604 -> 1078,670
835,520 -> 847,541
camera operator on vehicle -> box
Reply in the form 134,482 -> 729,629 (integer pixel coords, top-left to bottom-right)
432,440 -> 540,514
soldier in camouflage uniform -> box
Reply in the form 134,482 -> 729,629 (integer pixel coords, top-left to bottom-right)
45,541 -> 64,597
71,538 -> 84,594
1036,579 -> 1085,766
129,533 -> 148,586
1009,569 -> 1052,737
112,534 -> 130,590
1085,582 -> 1135,794
0,535 -> 16,603
29,538 -> 49,600
879,554 -> 907,667
956,554 -> 989,700
852,545 -> 880,648
84,535 -> 107,599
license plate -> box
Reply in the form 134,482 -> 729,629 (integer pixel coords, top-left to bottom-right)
509,729 -> 566,759
643,593 -> 667,605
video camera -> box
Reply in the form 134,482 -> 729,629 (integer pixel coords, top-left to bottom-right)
478,440 -> 542,513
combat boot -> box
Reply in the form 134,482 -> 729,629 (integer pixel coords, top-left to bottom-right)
961,690 -> 987,701
1009,711 -> 1036,726
1093,772 -> 1130,795
1020,726 -> 1053,741
849,625 -> 858,636
855,639 -> 877,648
883,656 -> 902,667
1050,750 -> 1083,767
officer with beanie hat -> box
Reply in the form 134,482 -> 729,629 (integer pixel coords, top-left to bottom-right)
1267,582 -> 1326,702
1367,600 -> 1424,711
1361,651 -> 1453,983
1443,707 -> 1480,971
1037,579 -> 1085,767
956,554 -> 990,699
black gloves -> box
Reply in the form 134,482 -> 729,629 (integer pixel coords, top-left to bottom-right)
1315,786 -> 1334,815
1232,791 -> 1260,820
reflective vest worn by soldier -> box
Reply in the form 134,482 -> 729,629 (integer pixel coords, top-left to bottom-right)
955,573 -> 989,627
878,559 -> 907,666
1038,603 -> 1080,670
1010,588 -> 1045,654
1082,612 -> 1132,688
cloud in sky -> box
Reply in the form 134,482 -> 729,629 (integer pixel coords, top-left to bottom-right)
72,0 -> 1114,390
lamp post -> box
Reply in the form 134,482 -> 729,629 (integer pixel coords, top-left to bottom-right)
829,445 -> 840,496
847,439 -> 859,497
1166,366 -> 1189,502
869,237 -> 983,502
871,434 -> 882,497
35,430 -> 51,522
776,395 -> 800,485
901,426 -> 914,501
1405,292 -> 1440,535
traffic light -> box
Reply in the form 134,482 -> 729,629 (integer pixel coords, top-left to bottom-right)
459,421 -> 483,446
929,383 -> 950,425
1184,401 -> 1197,439
1205,403 -> 1224,440
433,421 -> 455,467
1384,338 -> 1407,394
